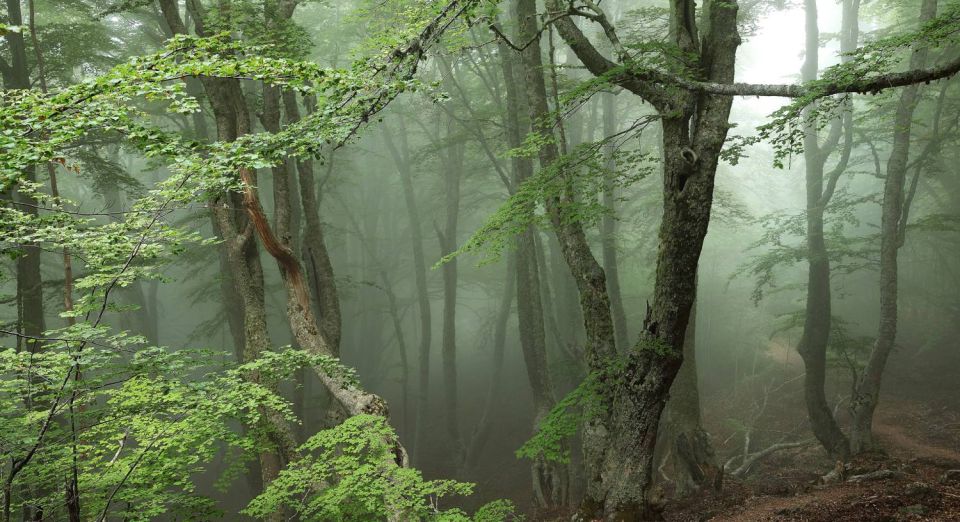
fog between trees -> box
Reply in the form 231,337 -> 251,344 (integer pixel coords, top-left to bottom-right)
2,0 -> 960,520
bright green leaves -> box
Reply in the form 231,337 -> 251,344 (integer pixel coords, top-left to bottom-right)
0,329 -> 313,521
443,136 -> 656,266
244,414 -> 473,521
741,4 -> 960,167
0,23 -> 22,36
516,376 -> 602,465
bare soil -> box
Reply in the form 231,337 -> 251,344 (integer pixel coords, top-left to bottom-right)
659,392 -> 960,521
531,353 -> 960,521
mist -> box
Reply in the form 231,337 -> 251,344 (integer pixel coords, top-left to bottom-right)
2,0 -> 959,520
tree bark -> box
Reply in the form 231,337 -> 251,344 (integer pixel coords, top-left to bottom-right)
283,92 -> 342,354
498,25 -> 569,506
850,0 -> 937,454
546,0 -> 740,517
158,0 -> 292,498
514,0 -> 618,514
656,297 -> 717,496
437,117 -> 465,460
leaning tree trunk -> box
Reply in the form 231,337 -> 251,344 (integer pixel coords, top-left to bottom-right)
850,0 -> 937,454
283,91 -> 342,354
514,0 -> 617,515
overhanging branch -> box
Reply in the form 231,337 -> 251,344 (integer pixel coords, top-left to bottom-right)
668,54 -> 960,98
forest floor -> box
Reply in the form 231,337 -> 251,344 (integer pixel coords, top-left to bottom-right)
526,348 -> 960,521
664,343 -> 960,522
662,397 -> 960,521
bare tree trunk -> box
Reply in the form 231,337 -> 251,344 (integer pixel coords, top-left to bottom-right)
497,30 -> 569,506
797,0 -> 859,460
382,126 -> 432,464
545,0 -> 741,517
601,92 -> 629,351
283,92 -> 342,354
850,0 -> 937,454
437,119 -> 465,461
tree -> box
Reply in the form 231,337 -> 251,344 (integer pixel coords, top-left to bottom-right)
520,0 -> 960,516
850,0 -> 940,454
796,0 -> 859,461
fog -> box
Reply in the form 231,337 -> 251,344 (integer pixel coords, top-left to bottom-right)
2,0 -> 959,520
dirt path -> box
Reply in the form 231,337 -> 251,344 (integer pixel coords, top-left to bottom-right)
701,400 -> 960,521
709,485 -> 853,522
873,400 -> 960,464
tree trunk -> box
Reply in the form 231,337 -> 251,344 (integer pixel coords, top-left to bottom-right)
283,91 -> 342,354
5,4 -> 46,518
497,30 -> 569,506
545,0 -> 740,517
437,119 -> 465,460
157,0 -> 291,498
656,298 -> 717,496
601,92 -> 629,352
382,126 -> 432,464
4,0 -> 45,361
515,0 -> 618,514
796,0 -> 859,461
850,0 -> 937,454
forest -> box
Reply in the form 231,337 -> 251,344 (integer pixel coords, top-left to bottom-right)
1,0 -> 960,520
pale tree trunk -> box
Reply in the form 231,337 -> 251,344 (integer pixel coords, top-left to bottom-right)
850,0 -> 937,454
796,0 -> 859,461
514,0 -> 617,514
382,126 -> 432,464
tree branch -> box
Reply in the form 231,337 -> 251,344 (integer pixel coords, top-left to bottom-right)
677,54 -> 960,98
